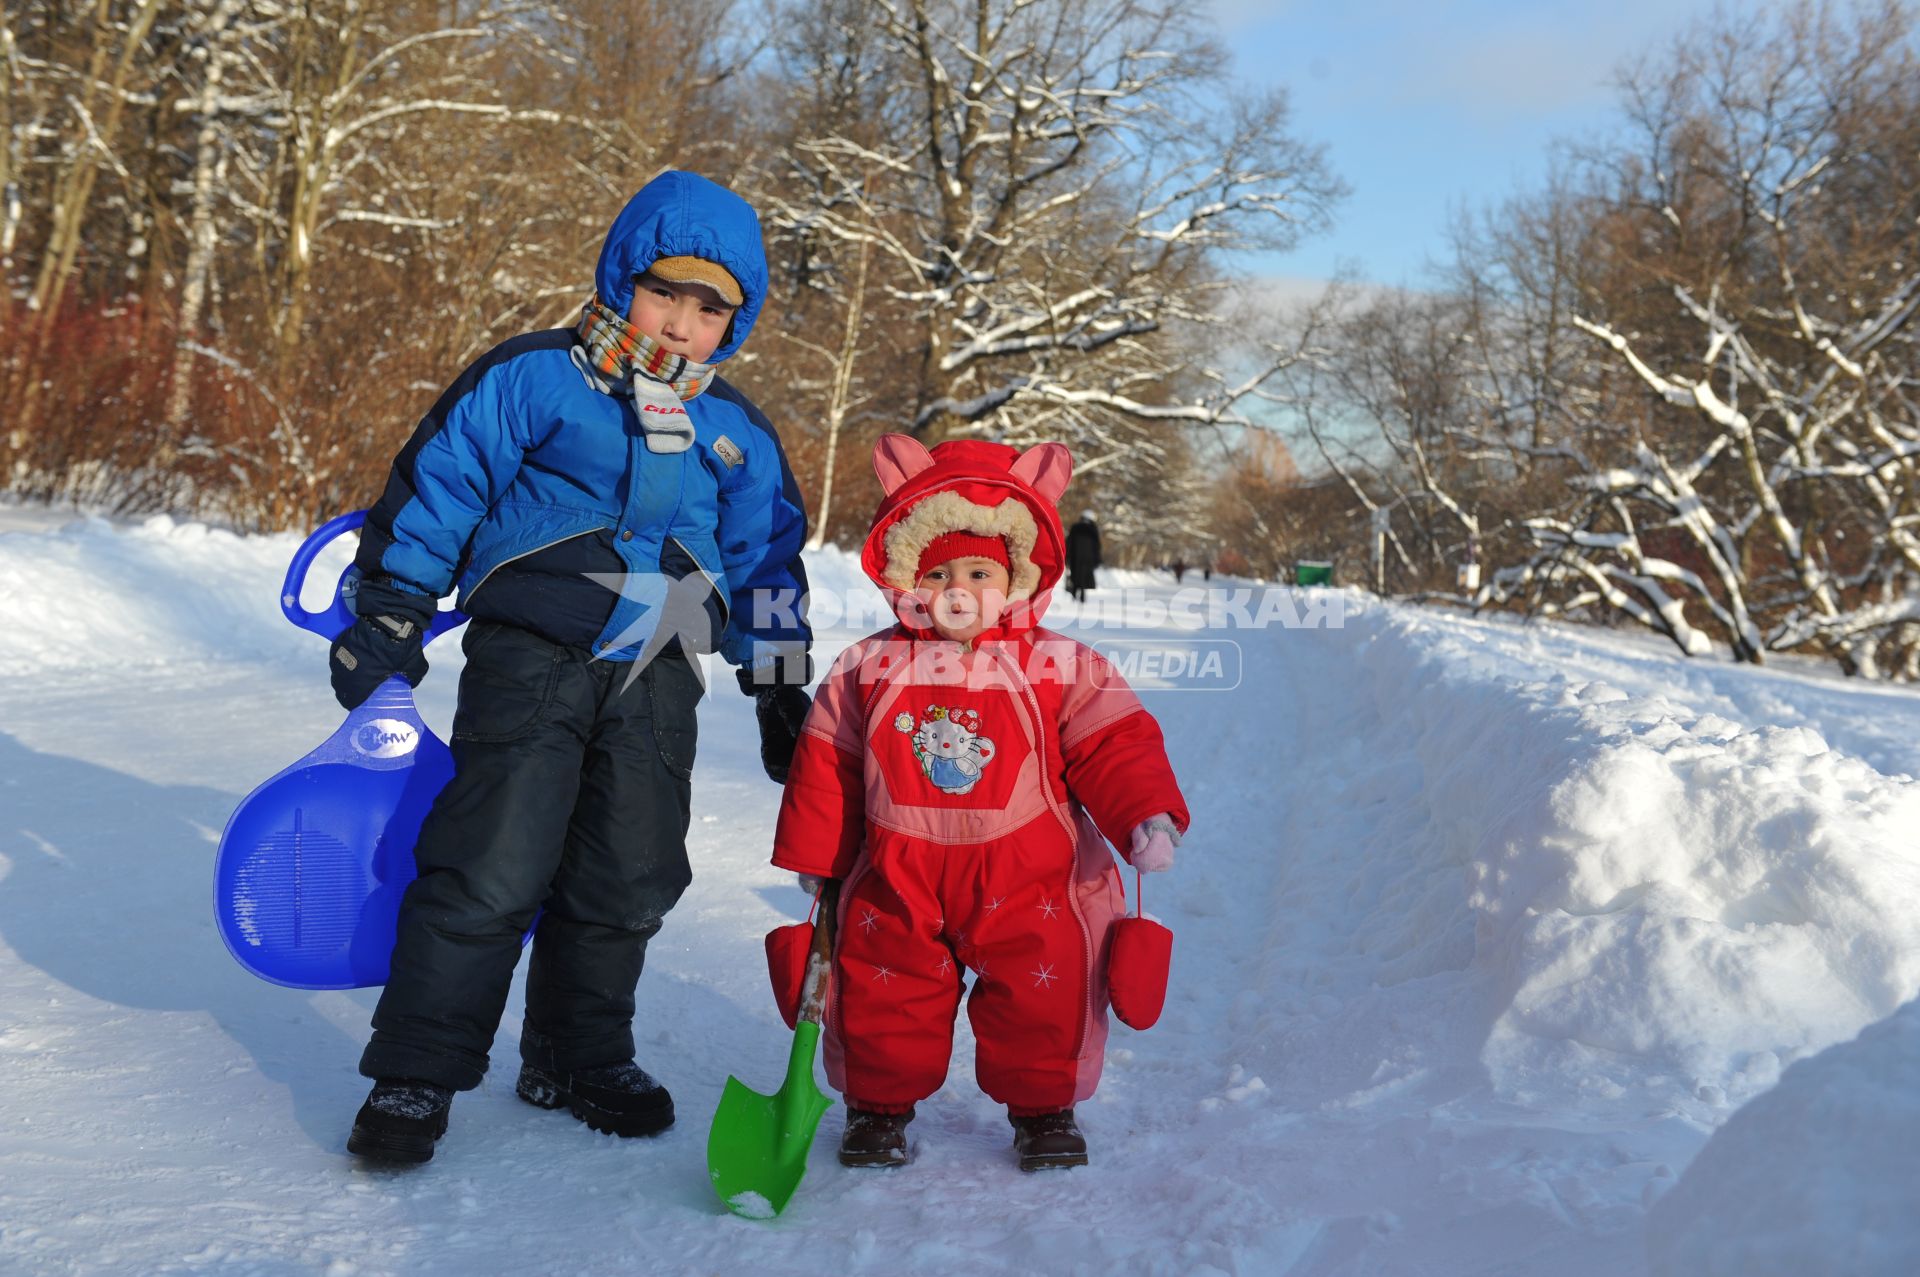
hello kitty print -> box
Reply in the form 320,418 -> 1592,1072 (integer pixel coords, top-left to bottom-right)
895,704 -> 998,795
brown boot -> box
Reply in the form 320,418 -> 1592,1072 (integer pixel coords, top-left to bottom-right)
1009,1108 -> 1088,1171
838,1106 -> 913,1167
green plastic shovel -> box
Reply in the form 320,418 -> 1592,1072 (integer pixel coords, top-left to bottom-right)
707,881 -> 839,1218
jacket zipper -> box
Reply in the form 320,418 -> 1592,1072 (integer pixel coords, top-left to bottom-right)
664,532 -> 729,629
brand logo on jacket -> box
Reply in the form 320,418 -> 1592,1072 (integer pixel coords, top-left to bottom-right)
713,435 -> 745,468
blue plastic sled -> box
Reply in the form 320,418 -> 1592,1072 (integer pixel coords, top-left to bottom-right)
213,511 -> 468,989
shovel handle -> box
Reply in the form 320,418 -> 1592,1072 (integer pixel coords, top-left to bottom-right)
796,879 -> 839,1027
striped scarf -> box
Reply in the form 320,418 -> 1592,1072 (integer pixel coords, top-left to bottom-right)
576,293 -> 715,453
576,293 -> 717,399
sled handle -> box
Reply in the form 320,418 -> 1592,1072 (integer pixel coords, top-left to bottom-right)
797,880 -> 840,1027
280,509 -> 466,644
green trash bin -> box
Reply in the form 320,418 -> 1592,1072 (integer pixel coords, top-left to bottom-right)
1295,560 -> 1333,586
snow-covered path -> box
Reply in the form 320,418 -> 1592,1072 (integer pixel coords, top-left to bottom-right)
2,514 -> 1917,1276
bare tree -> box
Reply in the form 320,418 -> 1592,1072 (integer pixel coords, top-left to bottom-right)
1286,3 -> 1920,679
763,0 -> 1342,493
1532,2 -> 1920,675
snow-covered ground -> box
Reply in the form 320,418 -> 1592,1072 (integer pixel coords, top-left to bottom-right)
1,512 -> 1917,1276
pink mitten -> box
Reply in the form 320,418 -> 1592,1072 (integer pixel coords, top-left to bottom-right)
1129,814 -> 1181,873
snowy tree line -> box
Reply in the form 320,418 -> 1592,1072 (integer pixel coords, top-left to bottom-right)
5,1 -> 1914,678
1275,2 -> 1920,681
0,0 -> 1335,549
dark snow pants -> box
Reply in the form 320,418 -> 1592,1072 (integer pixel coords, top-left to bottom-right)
359,620 -> 700,1091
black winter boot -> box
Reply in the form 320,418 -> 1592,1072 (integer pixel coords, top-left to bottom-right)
347,1078 -> 453,1164
516,1062 -> 674,1137
1010,1108 -> 1087,1171
838,1106 -> 913,1167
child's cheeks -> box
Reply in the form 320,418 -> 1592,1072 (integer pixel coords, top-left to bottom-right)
913,554 -> 1012,644
919,590 -> 983,639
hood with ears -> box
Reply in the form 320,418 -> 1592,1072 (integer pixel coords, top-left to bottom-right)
594,170 -> 769,365
860,434 -> 1073,637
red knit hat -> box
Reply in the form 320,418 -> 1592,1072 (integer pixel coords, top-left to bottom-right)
917,531 -> 1010,579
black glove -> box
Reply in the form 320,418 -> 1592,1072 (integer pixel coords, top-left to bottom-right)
738,663 -> 811,784
751,685 -> 811,784
330,577 -> 434,711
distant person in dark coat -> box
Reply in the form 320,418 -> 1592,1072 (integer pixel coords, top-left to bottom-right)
1065,511 -> 1101,602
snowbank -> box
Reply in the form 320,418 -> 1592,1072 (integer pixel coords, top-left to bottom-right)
7,515 -> 1915,1117
0,498 -> 95,536
0,513 -> 1209,681
1347,603 -> 1920,1112
0,513 -> 333,677
6,516 -> 1913,1118
4,514 -> 1919,1272
1646,996 -> 1920,1276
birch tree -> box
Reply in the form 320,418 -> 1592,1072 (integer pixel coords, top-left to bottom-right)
4,0 -> 172,439
161,0 -> 255,437
258,0 -> 575,359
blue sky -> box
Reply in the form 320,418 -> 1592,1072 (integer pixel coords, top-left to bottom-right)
1214,0 -> 1740,289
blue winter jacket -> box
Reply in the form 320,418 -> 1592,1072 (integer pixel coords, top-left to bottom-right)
352,172 -> 810,668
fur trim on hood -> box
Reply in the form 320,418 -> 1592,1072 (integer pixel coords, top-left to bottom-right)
860,434 -> 1074,637
881,488 -> 1042,597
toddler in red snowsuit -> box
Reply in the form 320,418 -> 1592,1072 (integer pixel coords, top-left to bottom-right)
772,434 -> 1189,1170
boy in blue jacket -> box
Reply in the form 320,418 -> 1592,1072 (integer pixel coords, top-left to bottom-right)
334,171 -> 812,1163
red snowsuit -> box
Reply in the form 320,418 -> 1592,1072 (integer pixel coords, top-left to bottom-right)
772,437 -> 1189,1115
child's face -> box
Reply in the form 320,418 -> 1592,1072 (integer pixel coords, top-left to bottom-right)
915,556 -> 1012,644
628,271 -> 735,363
